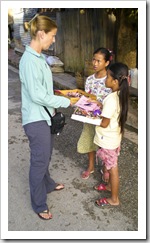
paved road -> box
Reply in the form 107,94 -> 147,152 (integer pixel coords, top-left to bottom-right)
7,65 -> 138,239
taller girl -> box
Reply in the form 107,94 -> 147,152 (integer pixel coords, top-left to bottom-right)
94,62 -> 129,206
77,47 -> 112,180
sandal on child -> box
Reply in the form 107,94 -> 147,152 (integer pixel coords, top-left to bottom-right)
81,170 -> 94,179
38,210 -> 52,220
93,183 -> 111,192
95,198 -> 119,208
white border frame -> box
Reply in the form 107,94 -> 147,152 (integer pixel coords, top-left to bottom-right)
1,1 -> 146,240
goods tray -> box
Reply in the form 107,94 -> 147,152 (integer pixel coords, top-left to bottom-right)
54,89 -> 96,104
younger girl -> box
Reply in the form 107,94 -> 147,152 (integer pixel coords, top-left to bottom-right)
77,47 -> 112,180
93,62 -> 129,206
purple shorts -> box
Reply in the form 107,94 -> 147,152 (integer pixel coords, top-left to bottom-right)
96,146 -> 120,170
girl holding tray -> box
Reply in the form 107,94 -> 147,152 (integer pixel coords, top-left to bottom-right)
77,47 -> 112,180
93,62 -> 129,207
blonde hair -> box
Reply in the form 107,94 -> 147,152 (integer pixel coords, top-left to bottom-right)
27,15 -> 57,38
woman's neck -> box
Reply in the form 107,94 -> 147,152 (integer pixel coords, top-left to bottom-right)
30,39 -> 42,54
95,70 -> 107,79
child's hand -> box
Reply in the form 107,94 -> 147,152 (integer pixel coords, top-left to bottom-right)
97,102 -> 103,109
88,99 -> 103,109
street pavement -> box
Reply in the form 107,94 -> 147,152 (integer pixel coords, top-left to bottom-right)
7,64 -> 139,239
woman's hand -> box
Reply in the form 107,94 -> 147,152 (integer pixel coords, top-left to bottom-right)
70,101 -> 73,106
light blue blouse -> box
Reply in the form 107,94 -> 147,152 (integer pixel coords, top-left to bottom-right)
19,45 -> 70,126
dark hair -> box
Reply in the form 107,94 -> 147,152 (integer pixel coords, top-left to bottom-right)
108,62 -> 129,134
93,47 -> 113,66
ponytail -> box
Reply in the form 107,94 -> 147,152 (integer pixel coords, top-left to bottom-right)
118,76 -> 129,134
108,63 -> 129,134
23,15 -> 57,38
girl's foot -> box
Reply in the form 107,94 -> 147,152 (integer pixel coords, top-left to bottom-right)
95,197 -> 119,207
81,170 -> 94,179
93,183 -> 111,192
106,197 -> 120,205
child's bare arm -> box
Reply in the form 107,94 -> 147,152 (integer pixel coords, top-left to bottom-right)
100,116 -> 110,128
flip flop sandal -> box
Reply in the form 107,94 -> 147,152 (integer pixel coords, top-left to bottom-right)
38,210 -> 52,220
54,183 -> 65,191
81,170 -> 94,179
93,183 -> 111,192
95,198 -> 119,208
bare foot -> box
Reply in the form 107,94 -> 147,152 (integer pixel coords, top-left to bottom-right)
38,210 -> 52,220
54,183 -> 65,190
106,197 -> 120,206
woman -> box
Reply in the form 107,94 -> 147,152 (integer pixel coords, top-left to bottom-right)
19,15 -> 71,220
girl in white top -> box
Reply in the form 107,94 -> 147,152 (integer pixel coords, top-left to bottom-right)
94,62 -> 129,206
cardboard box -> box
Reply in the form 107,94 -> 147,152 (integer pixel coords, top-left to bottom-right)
71,114 -> 101,126
54,89 -> 96,104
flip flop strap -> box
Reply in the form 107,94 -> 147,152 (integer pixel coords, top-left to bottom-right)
97,184 -> 106,191
99,198 -> 108,204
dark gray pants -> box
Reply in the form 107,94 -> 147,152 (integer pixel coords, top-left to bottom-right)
24,121 -> 56,213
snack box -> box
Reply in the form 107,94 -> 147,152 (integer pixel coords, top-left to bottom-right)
71,114 -> 102,126
54,89 -> 96,104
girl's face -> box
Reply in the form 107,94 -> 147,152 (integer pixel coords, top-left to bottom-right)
92,53 -> 109,72
105,70 -> 114,88
105,70 -> 119,91
42,28 -> 57,50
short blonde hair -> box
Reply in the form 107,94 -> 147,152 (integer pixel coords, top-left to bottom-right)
29,15 -> 57,39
